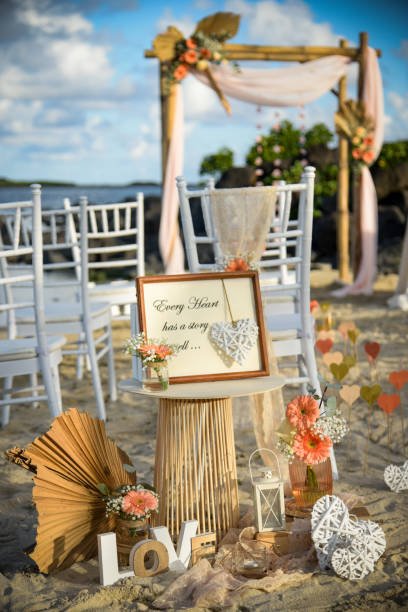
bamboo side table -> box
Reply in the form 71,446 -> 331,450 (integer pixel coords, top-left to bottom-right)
119,376 -> 284,543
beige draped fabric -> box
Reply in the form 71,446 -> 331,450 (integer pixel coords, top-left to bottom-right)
210,186 -> 277,264
209,185 -> 288,485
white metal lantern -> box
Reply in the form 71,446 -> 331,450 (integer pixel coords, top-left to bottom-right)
249,448 -> 286,533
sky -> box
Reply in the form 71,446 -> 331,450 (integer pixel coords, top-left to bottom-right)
0,0 -> 407,184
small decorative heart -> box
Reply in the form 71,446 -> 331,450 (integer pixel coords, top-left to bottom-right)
330,362 -> 349,382
338,321 -> 356,339
316,338 -> 334,355
342,355 -> 356,369
364,342 -> 381,362
323,351 -> 343,367
320,302 -> 332,313
317,330 -> 336,341
389,370 -> 408,392
210,318 -> 258,366
339,385 -> 360,406
360,384 -> 382,407
384,461 -> 408,492
377,393 -> 400,415
331,521 -> 386,580
347,328 -> 361,344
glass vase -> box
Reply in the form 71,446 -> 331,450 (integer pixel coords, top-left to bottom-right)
115,517 -> 148,566
142,360 -> 169,391
289,457 -> 332,509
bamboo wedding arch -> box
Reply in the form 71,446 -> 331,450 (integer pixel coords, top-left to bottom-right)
145,22 -> 381,284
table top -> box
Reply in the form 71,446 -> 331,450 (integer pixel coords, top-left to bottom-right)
118,375 -> 284,400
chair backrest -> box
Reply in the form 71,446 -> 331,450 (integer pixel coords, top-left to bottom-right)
64,194 -> 145,282
176,167 -> 315,291
177,167 -> 318,390
0,185 -> 59,405
2,188 -> 93,320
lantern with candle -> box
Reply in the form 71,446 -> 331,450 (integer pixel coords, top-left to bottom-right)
249,448 -> 286,533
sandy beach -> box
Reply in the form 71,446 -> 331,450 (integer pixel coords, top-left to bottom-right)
1,267 -> 407,611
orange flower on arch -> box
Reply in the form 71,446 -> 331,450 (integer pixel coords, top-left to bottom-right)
183,49 -> 198,64
186,37 -> 197,49
174,64 -> 189,80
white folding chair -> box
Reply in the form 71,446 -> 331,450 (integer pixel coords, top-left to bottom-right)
176,167 -> 321,394
177,167 -> 338,477
0,187 -> 65,427
9,188 -> 116,421
64,195 -> 144,321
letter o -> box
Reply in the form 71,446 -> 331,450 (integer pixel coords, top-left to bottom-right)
130,540 -> 169,577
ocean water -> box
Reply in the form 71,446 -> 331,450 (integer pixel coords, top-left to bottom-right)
0,184 -> 162,209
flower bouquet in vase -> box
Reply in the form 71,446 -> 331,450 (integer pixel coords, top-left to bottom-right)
98,482 -> 159,565
123,333 -> 179,391
277,390 -> 348,509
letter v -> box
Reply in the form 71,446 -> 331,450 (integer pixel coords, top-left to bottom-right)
150,520 -> 198,572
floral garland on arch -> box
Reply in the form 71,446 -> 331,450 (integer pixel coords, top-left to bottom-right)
152,12 -> 241,112
334,99 -> 375,173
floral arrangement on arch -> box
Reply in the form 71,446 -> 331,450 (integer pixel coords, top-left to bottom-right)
277,391 -> 348,466
152,12 -> 240,110
334,99 -> 375,172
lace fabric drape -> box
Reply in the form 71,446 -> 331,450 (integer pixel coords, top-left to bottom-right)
209,186 -> 277,265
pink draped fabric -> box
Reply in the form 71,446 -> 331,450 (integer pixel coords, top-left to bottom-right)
158,85 -> 185,274
159,56 -> 351,273
193,56 -> 351,107
332,47 -> 384,296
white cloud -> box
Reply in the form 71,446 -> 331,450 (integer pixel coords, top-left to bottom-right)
385,91 -> 408,140
156,8 -> 196,38
17,0 -> 92,36
130,140 -> 149,159
225,0 -> 344,46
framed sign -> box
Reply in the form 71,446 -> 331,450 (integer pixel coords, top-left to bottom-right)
136,271 -> 269,383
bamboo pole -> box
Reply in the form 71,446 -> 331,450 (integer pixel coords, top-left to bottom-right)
353,32 -> 369,278
337,39 -> 350,283
145,44 -> 381,61
159,62 -> 178,186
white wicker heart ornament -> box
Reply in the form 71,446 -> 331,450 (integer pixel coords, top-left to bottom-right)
331,521 -> 386,580
384,460 -> 408,492
311,495 -> 386,579
210,318 -> 259,366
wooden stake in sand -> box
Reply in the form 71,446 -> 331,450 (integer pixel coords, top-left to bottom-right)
339,385 -> 360,465
377,393 -> 400,463
389,370 -> 408,457
360,385 -> 382,474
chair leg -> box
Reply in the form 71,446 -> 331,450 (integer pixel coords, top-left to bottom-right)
1,376 -> 12,427
30,372 -> 40,408
51,366 -> 63,414
76,332 -> 85,380
84,329 -> 106,421
106,322 -> 117,402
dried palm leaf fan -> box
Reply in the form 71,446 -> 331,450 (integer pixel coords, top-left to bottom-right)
334,99 -> 375,140
6,408 -> 136,573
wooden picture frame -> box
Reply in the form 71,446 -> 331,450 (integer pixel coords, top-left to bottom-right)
136,271 -> 269,384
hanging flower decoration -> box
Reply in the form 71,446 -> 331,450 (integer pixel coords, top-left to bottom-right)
334,99 -> 375,172
152,12 -> 240,114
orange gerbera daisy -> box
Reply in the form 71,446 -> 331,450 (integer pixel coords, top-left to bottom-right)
225,257 -> 250,272
293,430 -> 332,465
122,489 -> 158,516
286,395 -> 319,430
